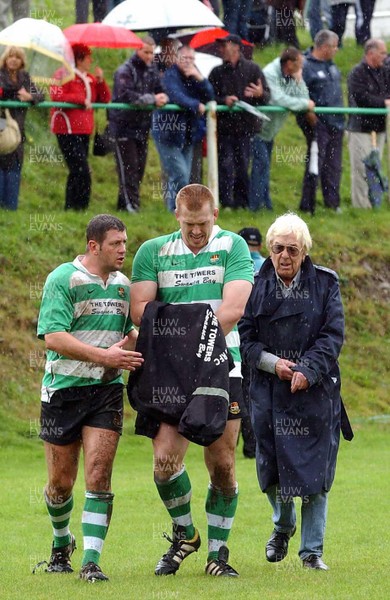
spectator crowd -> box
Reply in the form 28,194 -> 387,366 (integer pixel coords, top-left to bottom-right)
0,1 -> 389,212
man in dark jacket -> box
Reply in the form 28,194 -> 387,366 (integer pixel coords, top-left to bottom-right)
347,38 -> 390,208
208,34 -> 270,208
109,36 -> 168,212
298,29 -> 344,214
239,212 -> 350,571
152,45 -> 214,212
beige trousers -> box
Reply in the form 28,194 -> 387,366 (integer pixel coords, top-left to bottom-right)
347,131 -> 386,209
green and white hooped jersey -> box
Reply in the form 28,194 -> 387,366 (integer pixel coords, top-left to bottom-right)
131,226 -> 254,377
37,256 -> 134,402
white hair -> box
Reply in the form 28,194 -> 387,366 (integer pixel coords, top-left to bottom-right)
265,212 -> 312,253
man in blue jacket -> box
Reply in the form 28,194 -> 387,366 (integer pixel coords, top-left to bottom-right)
110,36 -> 168,213
298,29 -> 344,214
152,45 -> 214,212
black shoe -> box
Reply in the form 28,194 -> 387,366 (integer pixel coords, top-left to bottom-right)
302,555 -> 329,570
265,527 -> 296,563
79,562 -> 109,582
155,529 -> 201,576
33,534 -> 76,574
205,546 -> 239,577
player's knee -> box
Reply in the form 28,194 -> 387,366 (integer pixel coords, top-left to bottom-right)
45,481 -> 74,504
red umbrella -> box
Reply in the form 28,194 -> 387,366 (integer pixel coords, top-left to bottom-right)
188,27 -> 254,60
63,22 -> 143,49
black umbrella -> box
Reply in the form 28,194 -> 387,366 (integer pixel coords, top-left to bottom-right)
363,131 -> 388,208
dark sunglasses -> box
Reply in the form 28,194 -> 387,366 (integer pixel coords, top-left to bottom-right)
271,244 -> 302,258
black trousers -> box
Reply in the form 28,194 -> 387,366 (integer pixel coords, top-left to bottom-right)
75,0 -> 108,22
299,120 -> 343,213
272,6 -> 300,48
240,363 -> 256,457
217,134 -> 251,208
114,136 -> 148,211
57,134 -> 91,210
355,0 -> 376,45
330,3 -> 350,45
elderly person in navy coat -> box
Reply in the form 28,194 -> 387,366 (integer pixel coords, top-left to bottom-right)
239,212 -> 349,571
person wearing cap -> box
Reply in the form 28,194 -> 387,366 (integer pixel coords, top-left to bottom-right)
50,44 -> 111,210
238,226 -> 265,274
208,34 -> 270,209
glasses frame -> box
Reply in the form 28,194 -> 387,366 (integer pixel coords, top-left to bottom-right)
271,244 -> 302,258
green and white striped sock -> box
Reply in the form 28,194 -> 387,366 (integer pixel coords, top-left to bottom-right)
206,483 -> 238,560
45,492 -> 73,549
155,467 -> 195,541
81,491 -> 114,566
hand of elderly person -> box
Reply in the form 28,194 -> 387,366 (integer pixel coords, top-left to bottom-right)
290,370 -> 309,393
275,358 -> 296,381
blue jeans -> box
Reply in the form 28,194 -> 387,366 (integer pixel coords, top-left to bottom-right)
249,137 -> 273,210
307,0 -> 332,40
266,483 -> 328,559
154,138 -> 193,212
0,166 -> 21,210
222,0 -> 253,39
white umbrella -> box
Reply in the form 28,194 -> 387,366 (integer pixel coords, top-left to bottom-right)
194,51 -> 222,79
103,0 -> 223,30
0,18 -> 75,85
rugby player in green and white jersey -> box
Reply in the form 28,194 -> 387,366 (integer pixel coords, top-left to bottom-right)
35,214 -> 143,583
130,184 -> 253,577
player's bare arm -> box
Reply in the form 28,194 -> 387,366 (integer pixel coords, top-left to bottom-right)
44,331 -> 143,371
130,280 -> 158,326
122,327 -> 139,351
215,280 -> 253,336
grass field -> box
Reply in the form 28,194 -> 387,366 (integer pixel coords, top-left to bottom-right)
0,3 -> 390,599
1,418 -> 389,600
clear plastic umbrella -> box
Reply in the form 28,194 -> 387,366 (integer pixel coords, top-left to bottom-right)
0,18 -> 75,85
103,0 -> 224,30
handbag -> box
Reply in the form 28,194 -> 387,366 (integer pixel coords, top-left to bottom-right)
0,108 -> 22,155
93,123 -> 113,156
